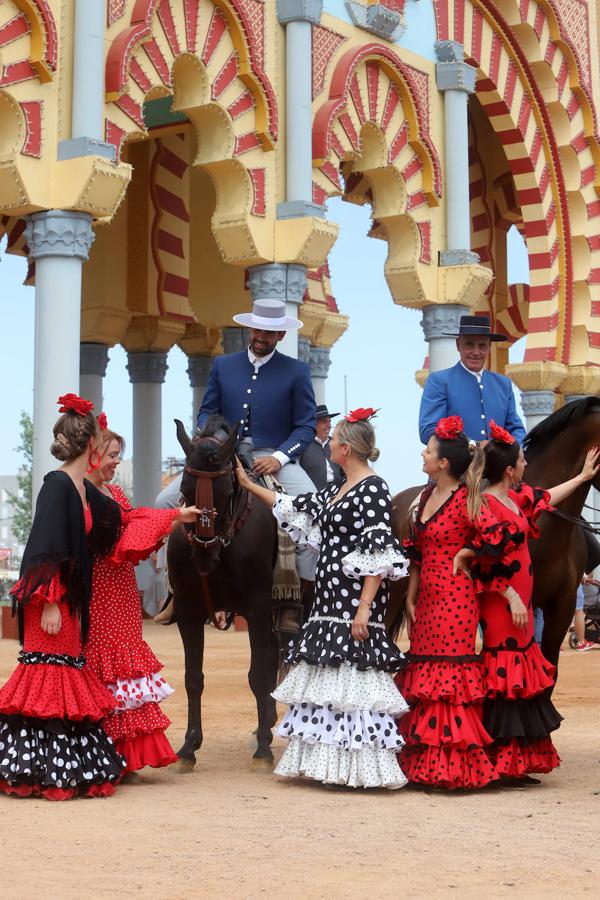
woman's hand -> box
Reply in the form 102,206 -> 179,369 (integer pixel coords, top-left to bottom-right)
580,447 -> 600,482
351,604 -> 370,642
235,457 -> 253,491
176,505 -> 201,524
405,595 -> 416,638
453,549 -> 473,578
506,588 -> 528,630
41,602 -> 61,636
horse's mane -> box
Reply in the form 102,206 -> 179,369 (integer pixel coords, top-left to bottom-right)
524,396 -> 600,459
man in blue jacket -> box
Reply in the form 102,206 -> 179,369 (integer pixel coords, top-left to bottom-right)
419,315 -> 526,445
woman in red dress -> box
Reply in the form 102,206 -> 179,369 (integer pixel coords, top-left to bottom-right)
454,422 -> 600,781
84,421 -> 192,773
397,416 -> 519,789
0,395 -> 128,800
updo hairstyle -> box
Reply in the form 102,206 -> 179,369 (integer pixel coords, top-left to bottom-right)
483,438 -> 521,484
50,411 -> 101,462
336,418 -> 380,463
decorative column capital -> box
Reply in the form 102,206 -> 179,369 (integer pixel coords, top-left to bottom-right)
309,346 -> 332,379
222,326 -> 249,356
25,210 -> 95,261
420,303 -> 469,341
186,355 -> 214,388
345,2 -> 405,42
435,41 -> 476,93
440,249 -> 480,267
298,336 -> 312,365
80,342 -> 109,378
127,351 -> 168,385
520,390 -> 556,419
247,263 -> 307,307
277,0 -> 323,24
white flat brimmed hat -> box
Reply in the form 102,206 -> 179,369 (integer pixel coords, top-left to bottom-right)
233,298 -> 303,331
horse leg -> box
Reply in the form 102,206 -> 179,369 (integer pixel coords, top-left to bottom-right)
247,612 -> 279,769
173,602 -> 205,769
540,594 -> 576,689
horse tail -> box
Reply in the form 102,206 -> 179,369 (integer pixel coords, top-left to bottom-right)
464,443 -> 485,521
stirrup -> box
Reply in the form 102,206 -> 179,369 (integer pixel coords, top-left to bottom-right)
273,600 -> 304,635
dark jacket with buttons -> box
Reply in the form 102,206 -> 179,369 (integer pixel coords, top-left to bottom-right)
419,362 -> 526,444
300,439 -> 342,491
198,349 -> 316,459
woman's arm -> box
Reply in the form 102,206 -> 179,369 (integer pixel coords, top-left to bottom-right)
351,574 -> 382,642
235,458 -> 277,507
453,546 -> 475,577
547,447 -> 600,505
405,564 -> 421,631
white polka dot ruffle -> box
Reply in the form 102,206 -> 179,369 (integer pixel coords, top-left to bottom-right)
277,702 -> 405,751
275,736 -> 407,789
273,494 -> 322,549
107,672 -> 174,712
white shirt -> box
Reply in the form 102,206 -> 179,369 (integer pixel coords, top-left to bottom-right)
460,361 -> 484,384
316,436 -> 334,483
246,348 -> 289,467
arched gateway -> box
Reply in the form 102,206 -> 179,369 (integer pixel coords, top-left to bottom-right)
1,0 -> 600,500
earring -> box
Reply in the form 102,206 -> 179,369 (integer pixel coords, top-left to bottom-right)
86,449 -> 101,474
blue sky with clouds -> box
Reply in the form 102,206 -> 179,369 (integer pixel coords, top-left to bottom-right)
0,200 -> 528,494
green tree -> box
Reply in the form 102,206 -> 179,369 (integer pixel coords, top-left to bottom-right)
8,411 -> 33,545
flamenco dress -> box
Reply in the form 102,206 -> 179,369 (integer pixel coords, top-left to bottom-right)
0,472 -> 126,800
471,484 -> 562,777
85,484 -> 180,772
272,475 -> 409,789
397,485 -> 519,789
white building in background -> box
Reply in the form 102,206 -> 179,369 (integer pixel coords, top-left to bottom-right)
0,476 -> 25,571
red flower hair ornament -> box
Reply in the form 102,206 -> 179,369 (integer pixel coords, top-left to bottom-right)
97,412 -> 108,431
57,393 -> 94,416
435,416 -> 464,441
489,420 -> 516,446
345,407 -> 379,423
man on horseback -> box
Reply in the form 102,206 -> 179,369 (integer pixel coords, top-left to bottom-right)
419,315 -> 526,445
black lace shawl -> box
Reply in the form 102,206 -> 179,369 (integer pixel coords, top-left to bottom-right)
11,471 -> 122,642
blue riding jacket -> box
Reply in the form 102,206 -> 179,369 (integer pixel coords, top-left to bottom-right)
419,362 -> 526,445
198,349 -> 316,460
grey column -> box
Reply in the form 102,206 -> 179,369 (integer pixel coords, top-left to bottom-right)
520,390 -> 555,431
276,0 -> 325,219
127,351 -> 168,507
222,326 -> 249,355
80,342 -> 109,412
421,304 -> 467,373
26,210 -> 95,502
247,262 -> 307,359
58,0 -> 114,161
563,394 -> 587,405
187,354 -> 214,426
309,346 -> 331,405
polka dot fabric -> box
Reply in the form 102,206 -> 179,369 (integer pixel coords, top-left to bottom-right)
273,476 -> 408,789
477,489 -> 561,779
0,507 -> 126,800
85,484 -> 178,773
396,486 -> 499,789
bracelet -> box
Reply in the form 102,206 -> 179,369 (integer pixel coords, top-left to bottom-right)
358,599 -> 372,608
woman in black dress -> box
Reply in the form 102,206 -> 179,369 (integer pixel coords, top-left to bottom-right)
236,409 -> 409,789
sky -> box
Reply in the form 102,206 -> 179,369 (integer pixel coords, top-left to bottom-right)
0,200 -> 529,495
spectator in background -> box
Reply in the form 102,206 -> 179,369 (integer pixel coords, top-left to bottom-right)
299,404 -> 342,491
573,574 -> 599,651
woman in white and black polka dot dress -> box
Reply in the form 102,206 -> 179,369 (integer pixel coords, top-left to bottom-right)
236,409 -> 409,789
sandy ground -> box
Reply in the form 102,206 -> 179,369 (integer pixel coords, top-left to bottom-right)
0,624 -> 598,900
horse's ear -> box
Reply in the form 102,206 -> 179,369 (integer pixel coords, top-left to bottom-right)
214,422 -> 238,466
175,419 -> 194,457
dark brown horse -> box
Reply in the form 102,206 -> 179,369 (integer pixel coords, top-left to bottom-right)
389,397 -> 600,677
166,416 -> 279,770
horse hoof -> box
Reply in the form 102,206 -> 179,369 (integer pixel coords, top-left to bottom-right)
251,755 -> 274,773
170,757 -> 196,775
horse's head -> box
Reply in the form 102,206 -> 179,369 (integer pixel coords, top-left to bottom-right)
524,396 -> 600,492
175,415 -> 238,572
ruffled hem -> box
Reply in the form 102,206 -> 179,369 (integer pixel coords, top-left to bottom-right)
114,730 -> 178,773
273,494 -> 322,549
284,618 -> 405,672
107,672 -> 174,711
101,701 -> 171,743
84,641 -> 162,684
0,780 -> 118,800
482,642 -> 555,699
273,660 -> 408,715
276,702 -> 404,751
276,736 -> 407,789
399,744 -> 498,789
108,508 -> 178,566
488,736 -> 560,777
0,715 -> 126,794
0,662 -> 116,722
483,694 -> 563,743
396,658 -> 487,705
400,700 -> 494,749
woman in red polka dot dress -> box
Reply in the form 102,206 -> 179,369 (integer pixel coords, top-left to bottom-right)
455,422 -> 600,781
84,421 -> 196,773
0,396 -> 128,800
397,416 -> 520,790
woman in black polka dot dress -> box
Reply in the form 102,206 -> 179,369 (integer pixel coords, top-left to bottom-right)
397,416 -> 521,790
237,409 -> 409,789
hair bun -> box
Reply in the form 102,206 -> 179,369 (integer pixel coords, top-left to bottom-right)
368,447 -> 380,462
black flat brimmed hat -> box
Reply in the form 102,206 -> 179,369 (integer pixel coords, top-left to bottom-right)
316,404 -> 339,419
447,315 -> 507,342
